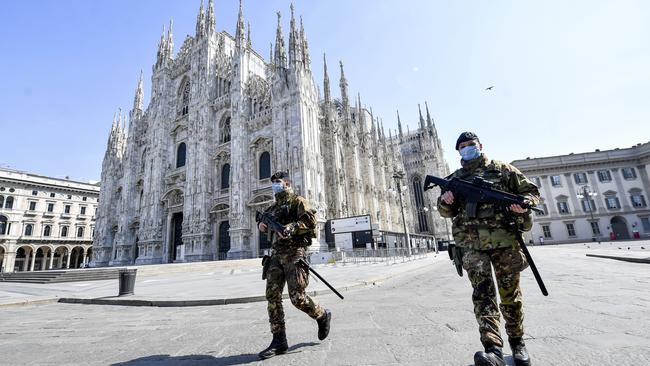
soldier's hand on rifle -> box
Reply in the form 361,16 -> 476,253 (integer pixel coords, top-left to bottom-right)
258,222 -> 268,233
509,204 -> 527,214
441,191 -> 455,205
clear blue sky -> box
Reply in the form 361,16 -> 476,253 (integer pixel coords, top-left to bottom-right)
1,0 -> 649,182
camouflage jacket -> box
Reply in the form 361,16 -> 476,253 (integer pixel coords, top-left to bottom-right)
437,154 -> 540,250
264,189 -> 317,255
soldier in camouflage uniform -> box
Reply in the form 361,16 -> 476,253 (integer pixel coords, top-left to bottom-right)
437,132 -> 540,366
257,171 -> 332,360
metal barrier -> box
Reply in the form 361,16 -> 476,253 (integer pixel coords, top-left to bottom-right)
321,247 -> 430,265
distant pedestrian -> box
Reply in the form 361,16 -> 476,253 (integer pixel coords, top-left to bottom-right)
538,236 -> 544,246
437,132 -> 541,366
256,171 -> 331,360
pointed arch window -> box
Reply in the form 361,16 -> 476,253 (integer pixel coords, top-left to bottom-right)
44,225 -> 51,237
259,152 -> 271,180
221,163 -> 230,189
24,224 -> 33,236
180,79 -> 190,116
61,226 -> 69,237
220,117 -> 231,143
176,142 -> 186,168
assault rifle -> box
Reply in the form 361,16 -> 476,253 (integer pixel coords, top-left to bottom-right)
256,211 -> 344,300
424,175 -> 549,296
255,210 -> 296,238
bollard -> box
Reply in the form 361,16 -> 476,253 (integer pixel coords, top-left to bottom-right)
118,268 -> 137,296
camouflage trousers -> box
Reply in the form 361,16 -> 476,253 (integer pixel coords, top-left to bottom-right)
265,252 -> 325,334
462,246 -> 529,348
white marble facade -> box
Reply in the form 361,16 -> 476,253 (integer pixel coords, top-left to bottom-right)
93,1 -> 450,267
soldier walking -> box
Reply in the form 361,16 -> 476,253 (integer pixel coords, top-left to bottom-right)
257,171 -> 332,360
437,132 -> 540,366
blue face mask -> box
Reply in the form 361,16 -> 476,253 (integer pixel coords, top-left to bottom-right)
459,145 -> 481,161
271,182 -> 285,194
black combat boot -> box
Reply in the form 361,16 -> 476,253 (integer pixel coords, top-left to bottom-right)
317,309 -> 332,340
509,337 -> 531,366
473,346 -> 505,366
258,331 -> 288,360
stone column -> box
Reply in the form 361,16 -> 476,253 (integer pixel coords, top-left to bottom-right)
1,253 -> 6,273
29,250 -> 36,271
4,251 -> 16,273
65,251 -> 71,269
49,250 -> 55,269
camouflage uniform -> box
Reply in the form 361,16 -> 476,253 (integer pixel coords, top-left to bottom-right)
437,154 -> 540,349
263,189 -> 325,334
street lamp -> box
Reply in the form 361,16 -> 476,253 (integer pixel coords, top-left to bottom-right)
392,170 -> 412,256
576,185 -> 600,244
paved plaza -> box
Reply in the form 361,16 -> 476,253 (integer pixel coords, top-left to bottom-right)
1,243 -> 649,365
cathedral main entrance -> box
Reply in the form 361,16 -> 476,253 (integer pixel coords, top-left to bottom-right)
170,212 -> 184,261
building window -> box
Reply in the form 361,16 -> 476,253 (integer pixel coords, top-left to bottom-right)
605,196 -> 620,209
24,224 -> 33,236
221,164 -> 230,189
550,175 -> 561,187
557,201 -> 570,214
597,170 -> 612,182
47,203 -> 54,212
4,196 -> 13,209
0,195 -> 3,208
573,173 -> 588,184
0,216 -> 7,235
641,217 -> 650,233
535,203 -> 548,216
44,225 -> 51,237
542,225 -> 552,239
80,206 -> 87,215
50,192 -> 55,198
180,79 -> 190,116
176,142 -> 187,168
77,227 -> 84,238
259,152 -> 271,180
29,201 -> 36,211
533,177 -> 542,187
590,221 -> 601,236
32,190 -> 38,196
631,194 -> 647,208
581,199 -> 596,212
82,196 -> 87,202
566,223 -> 576,237
61,226 -> 68,237
622,167 -> 637,180
64,205 -> 71,214
67,194 -> 72,199
220,117 -> 231,143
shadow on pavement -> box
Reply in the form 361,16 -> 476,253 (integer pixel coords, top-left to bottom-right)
110,342 -> 320,365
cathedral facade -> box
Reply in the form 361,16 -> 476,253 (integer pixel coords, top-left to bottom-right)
93,1 -> 450,267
